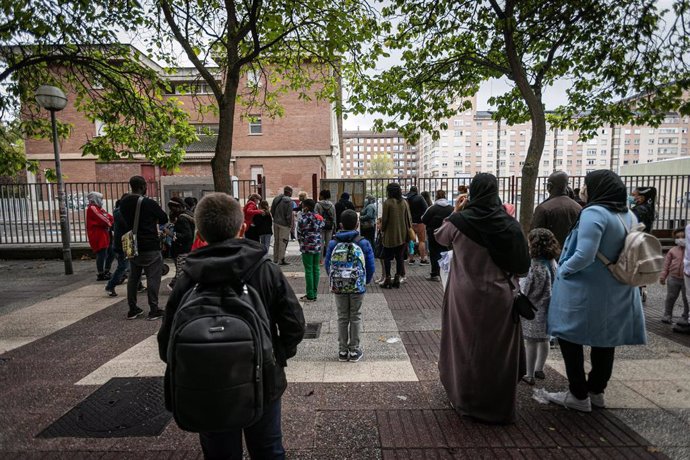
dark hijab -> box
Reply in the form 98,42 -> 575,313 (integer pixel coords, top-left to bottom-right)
583,170 -> 628,213
449,173 -> 530,275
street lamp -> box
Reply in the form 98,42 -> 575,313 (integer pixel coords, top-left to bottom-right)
35,85 -> 73,275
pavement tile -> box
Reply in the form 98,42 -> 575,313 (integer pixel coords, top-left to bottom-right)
288,448 -> 382,459
603,381 -> 658,409
318,382 -> 429,410
0,258 -> 681,457
282,409 -> 317,450
609,408 -> 690,448
281,382 -> 326,410
313,410 -> 379,450
623,380 -> 690,409
408,359 -> 440,381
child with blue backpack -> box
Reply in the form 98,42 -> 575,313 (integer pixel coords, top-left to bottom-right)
324,209 -> 376,362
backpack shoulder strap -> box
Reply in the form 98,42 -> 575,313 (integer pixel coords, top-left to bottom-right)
242,256 -> 270,284
354,235 -> 364,244
596,211 -> 630,266
133,196 -> 144,234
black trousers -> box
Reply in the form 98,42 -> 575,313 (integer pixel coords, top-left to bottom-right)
558,338 -> 615,400
383,245 -> 406,278
427,232 -> 444,277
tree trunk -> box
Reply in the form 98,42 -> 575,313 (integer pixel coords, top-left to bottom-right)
499,1 -> 547,234
212,73 -> 239,194
519,106 -> 546,233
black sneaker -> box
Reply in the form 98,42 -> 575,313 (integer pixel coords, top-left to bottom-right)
425,275 -> 440,282
96,273 -> 112,281
419,260 -> 430,266
534,370 -> 546,380
106,289 -> 117,297
279,260 -> 291,266
127,307 -> 144,320
338,352 -> 349,362
349,350 -> 363,362
147,309 -> 164,321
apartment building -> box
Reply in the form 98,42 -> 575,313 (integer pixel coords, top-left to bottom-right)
418,98 -> 690,179
341,130 -> 417,178
23,45 -> 342,197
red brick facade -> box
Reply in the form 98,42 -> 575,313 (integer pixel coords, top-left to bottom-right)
24,51 -> 339,197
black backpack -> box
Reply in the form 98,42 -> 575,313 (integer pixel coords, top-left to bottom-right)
167,277 -> 275,433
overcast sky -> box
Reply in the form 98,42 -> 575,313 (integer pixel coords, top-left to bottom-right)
341,78 -> 576,131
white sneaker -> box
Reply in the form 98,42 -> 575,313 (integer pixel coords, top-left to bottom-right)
589,392 -> 605,408
545,390 -> 592,412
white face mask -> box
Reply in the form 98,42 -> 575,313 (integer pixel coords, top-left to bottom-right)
677,238 -> 686,247
579,185 -> 588,203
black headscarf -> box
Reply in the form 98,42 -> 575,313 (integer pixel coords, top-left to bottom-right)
582,170 -> 628,213
449,173 -> 530,275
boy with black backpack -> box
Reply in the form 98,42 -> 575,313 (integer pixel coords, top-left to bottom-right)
324,209 -> 375,362
157,192 -> 305,459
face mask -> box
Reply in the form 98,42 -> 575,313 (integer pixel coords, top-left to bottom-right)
627,196 -> 635,206
677,239 -> 686,247
579,185 -> 588,203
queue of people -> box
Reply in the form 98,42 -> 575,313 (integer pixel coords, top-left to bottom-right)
77,171 -> 685,459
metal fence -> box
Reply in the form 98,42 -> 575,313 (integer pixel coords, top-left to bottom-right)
0,178 -> 260,245
322,174 -> 690,231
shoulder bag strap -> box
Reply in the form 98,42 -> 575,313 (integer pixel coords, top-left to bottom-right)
596,211 -> 629,266
133,196 -> 144,236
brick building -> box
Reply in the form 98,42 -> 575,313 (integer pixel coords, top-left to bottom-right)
341,129 -> 417,178
418,95 -> 690,179
24,46 -> 342,198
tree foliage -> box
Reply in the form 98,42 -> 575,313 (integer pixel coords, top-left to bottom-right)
148,0 -> 376,193
349,0 -> 690,230
0,0 -> 196,178
366,153 -> 394,178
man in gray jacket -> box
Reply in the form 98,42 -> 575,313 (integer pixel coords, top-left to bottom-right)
271,186 -> 294,265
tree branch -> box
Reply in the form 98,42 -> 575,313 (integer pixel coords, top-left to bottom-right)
159,0 -> 223,101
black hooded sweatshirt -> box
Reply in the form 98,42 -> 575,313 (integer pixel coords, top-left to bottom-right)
157,238 -> 305,405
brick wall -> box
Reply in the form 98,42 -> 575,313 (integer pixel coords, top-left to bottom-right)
234,156 -> 324,198
95,162 -> 143,183
38,159 -> 97,183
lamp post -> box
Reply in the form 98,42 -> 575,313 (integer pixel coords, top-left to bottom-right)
35,85 -> 72,275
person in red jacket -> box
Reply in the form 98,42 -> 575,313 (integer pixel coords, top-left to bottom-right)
86,191 -> 114,280
242,193 -> 263,233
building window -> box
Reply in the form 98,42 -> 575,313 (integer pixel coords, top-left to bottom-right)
95,119 -> 106,137
246,69 -> 262,87
250,165 -> 263,183
249,115 -> 262,135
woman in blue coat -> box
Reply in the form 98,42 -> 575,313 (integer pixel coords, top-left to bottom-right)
545,170 -> 646,413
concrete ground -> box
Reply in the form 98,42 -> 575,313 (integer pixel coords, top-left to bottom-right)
1,242 -> 689,459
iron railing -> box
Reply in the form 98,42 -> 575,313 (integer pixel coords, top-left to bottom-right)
0,178 -> 259,245
321,174 -> 690,231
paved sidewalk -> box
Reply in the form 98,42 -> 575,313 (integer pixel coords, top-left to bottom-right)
1,244 -> 689,458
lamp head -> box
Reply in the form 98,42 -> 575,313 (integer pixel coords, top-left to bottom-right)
35,85 -> 68,111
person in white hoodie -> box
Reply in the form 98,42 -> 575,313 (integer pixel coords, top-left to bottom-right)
421,190 -> 454,282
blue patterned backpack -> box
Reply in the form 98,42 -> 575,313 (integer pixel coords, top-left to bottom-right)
329,236 -> 367,294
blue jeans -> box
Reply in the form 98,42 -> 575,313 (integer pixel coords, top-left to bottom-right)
105,249 -> 129,291
199,398 -> 284,460
96,245 -> 114,274
259,234 -> 272,252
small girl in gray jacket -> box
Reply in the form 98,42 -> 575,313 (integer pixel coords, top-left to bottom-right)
520,228 -> 560,385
